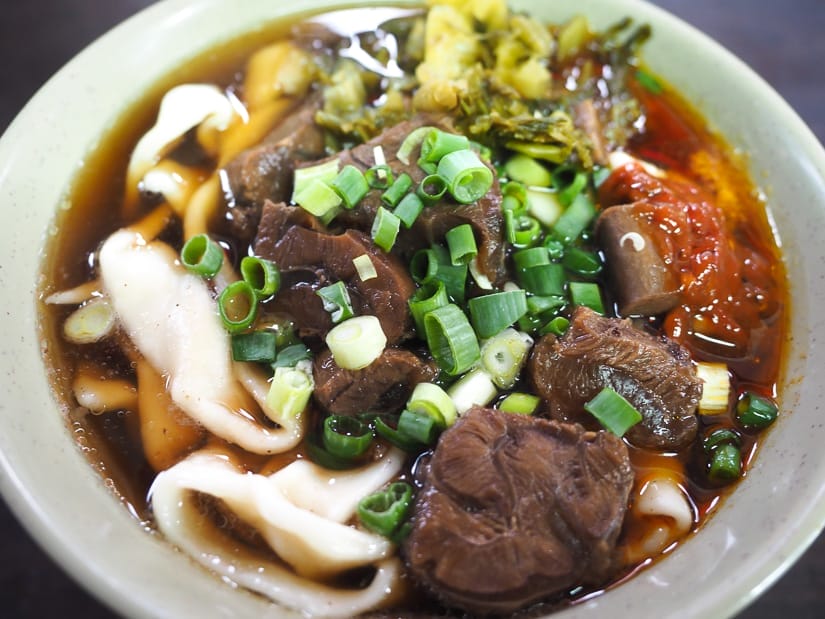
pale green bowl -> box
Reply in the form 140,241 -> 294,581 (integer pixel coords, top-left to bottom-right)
0,0 -> 823,617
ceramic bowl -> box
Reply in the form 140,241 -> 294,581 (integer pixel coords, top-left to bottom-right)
1,0 -> 823,617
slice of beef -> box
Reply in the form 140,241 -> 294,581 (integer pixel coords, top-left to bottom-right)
313,118 -> 507,284
220,101 -> 326,243
253,220 -> 415,343
528,306 -> 701,451
596,203 -> 682,316
312,348 -> 437,415
254,199 -> 325,248
404,406 -> 633,615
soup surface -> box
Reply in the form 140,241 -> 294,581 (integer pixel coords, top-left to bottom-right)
39,1 -> 786,616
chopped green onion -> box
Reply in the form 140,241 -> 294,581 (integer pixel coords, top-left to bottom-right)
480,328 -> 533,389
353,254 -> 377,281
526,187 -> 564,227
506,213 -> 542,247
416,174 -> 448,204
468,290 -> 528,339
519,263 -> 566,296
407,382 -> 457,428
513,247 -> 550,270
541,315 -> 570,336
702,427 -> 741,453
448,368 -> 498,414
231,331 -> 277,363
636,68 -> 663,94
501,181 -> 528,216
410,248 -> 439,284
326,315 -> 387,370
396,126 -> 436,164
562,247 -> 602,279
393,192 -> 424,228
526,294 -> 566,317
420,129 -> 470,163
552,165 -> 588,207
374,416 -> 425,452
293,178 -> 343,217
381,172 -> 413,207
506,140 -> 569,164
316,281 -> 354,323
499,392 -> 540,415
517,312 -> 544,334
62,298 -> 116,344
736,392 -> 778,429
240,256 -> 280,299
445,224 -> 478,266
265,366 -> 313,423
323,415 -> 374,459
569,281 -> 605,314
424,304 -> 480,375
271,342 -> 311,368
357,482 -> 414,541
708,443 -> 741,482
218,281 -> 258,333
437,149 -> 494,204
371,207 -> 401,252
397,409 -> 439,445
504,153 -> 551,187
584,387 -> 643,436
552,193 -> 597,244
180,234 -> 223,278
365,165 -> 394,189
544,238 -> 565,260
330,164 -> 369,209
291,159 -> 339,200
415,246 -> 467,303
409,280 -> 449,335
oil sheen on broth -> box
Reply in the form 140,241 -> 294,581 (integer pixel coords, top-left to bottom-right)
38,1 -> 787,616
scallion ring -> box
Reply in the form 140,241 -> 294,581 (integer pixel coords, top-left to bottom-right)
240,256 -> 280,299
181,234 -> 223,278
416,174 -> 448,204
323,415 -> 374,459
218,280 -> 258,333
467,290 -> 528,339
424,303 -> 480,376
357,482 -> 414,540
437,149 -> 494,204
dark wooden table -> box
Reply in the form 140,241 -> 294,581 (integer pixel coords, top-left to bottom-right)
1,1 -> 822,617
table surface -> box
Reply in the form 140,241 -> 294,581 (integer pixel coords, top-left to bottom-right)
1,1 -> 823,617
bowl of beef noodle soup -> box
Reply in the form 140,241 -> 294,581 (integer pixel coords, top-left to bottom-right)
1,0 -> 824,617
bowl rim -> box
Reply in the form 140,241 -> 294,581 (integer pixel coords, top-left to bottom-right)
1,0 -> 824,618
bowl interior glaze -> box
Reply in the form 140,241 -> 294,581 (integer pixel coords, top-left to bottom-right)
0,1 -> 823,617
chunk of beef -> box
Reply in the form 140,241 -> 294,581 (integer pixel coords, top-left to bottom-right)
254,199 -> 325,248
404,406 -> 633,615
528,306 -> 701,451
596,203 -> 682,315
220,102 -> 326,243
313,118 -> 507,284
253,220 -> 415,342
312,348 -> 437,415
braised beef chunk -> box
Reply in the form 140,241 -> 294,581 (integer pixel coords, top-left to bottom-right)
596,203 -> 682,316
254,199 -> 325,248
220,103 -> 326,243
528,306 -> 701,450
312,348 -> 437,415
404,407 -> 633,615
253,222 -> 415,342
313,118 -> 507,284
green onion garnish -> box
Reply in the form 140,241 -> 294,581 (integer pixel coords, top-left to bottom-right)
708,443 -> 741,482
265,366 -> 313,423
584,387 -> 643,437
231,330 -> 277,363
330,164 -> 369,209
552,193 -> 597,244
541,315 -> 570,337
526,294 -> 566,317
552,165 -> 588,207
407,382 -> 457,428
498,392 -> 540,415
424,303 -> 480,375
409,280 -> 449,336
291,159 -> 339,201
437,149 -> 494,204
504,153 -> 551,187
293,178 -> 343,217
396,125 -> 436,165
544,238 -> 565,260
417,174 -> 448,204
326,315 -> 387,370
561,247 -> 602,279
413,246 -> 467,303
502,181 -> 528,215
393,192 -> 424,228
357,482 -> 414,542
352,254 -> 377,281
365,164 -> 394,189
240,256 -> 280,299
569,281 -> 605,314
479,328 -> 533,389
381,172 -> 413,208
518,263 -> 566,296
271,342 -> 311,368
371,206 -> 401,252
374,416 -> 425,452
513,247 -> 551,270
420,128 -> 470,163
323,415 -> 374,459
445,224 -> 478,266
218,280 -> 258,333
506,212 -> 542,247
702,427 -> 741,453
736,392 -> 778,429
410,248 -> 439,284
397,409 -> 439,445
468,290 -> 528,339
316,281 -> 354,323
180,234 -> 223,278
